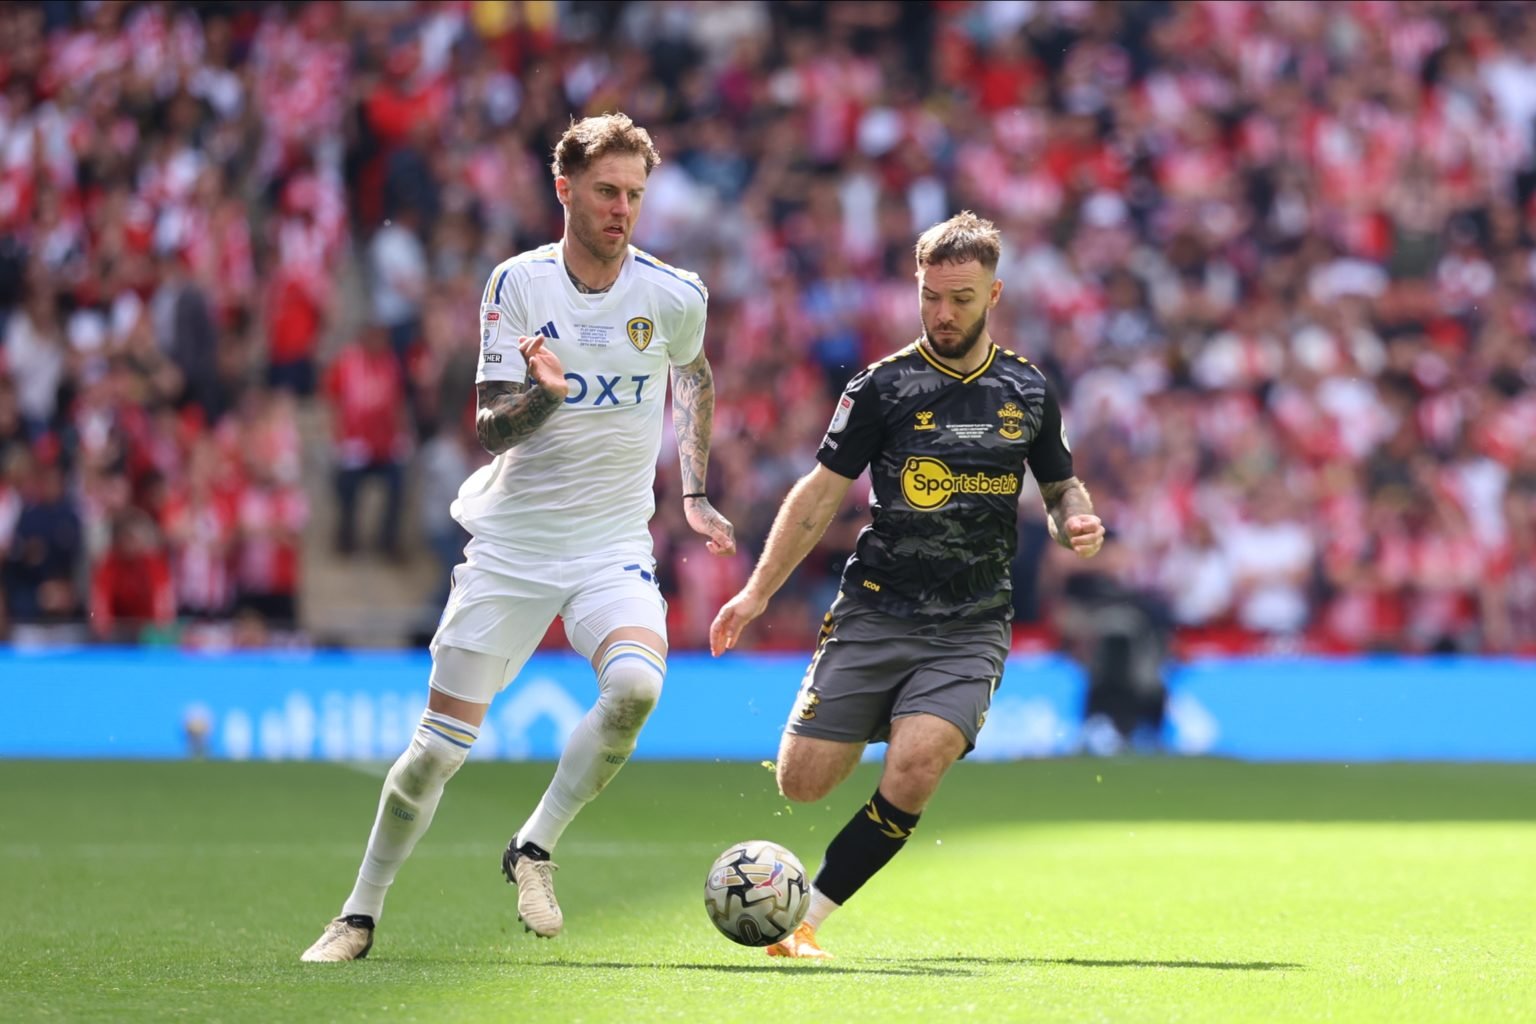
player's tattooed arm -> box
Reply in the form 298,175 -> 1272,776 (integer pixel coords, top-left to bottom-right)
475,334 -> 569,454
475,380 -> 563,455
1040,477 -> 1105,558
672,349 -> 736,555
671,349 -> 715,495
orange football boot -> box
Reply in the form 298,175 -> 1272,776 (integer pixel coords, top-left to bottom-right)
765,922 -> 833,960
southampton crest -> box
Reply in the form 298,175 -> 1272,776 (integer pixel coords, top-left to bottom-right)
998,402 -> 1024,440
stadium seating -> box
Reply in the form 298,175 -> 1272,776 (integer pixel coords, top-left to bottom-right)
1,1 -> 1532,654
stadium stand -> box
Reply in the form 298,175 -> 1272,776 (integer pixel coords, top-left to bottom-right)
1,1 -> 1533,654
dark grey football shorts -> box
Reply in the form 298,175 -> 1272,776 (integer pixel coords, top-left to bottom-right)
784,593 -> 1009,755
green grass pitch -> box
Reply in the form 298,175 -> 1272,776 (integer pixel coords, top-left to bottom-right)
3,758 -> 1533,1023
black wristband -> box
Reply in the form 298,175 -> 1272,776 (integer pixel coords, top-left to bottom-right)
682,492 -> 707,500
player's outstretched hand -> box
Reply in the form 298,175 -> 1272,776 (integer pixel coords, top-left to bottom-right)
685,496 -> 736,556
518,335 -> 568,399
709,588 -> 766,657
1065,514 -> 1105,558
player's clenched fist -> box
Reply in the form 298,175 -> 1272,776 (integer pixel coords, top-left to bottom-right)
685,496 -> 737,557
518,335 -> 568,399
1064,514 -> 1105,558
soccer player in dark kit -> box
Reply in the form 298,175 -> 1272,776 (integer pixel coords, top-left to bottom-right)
710,211 -> 1105,958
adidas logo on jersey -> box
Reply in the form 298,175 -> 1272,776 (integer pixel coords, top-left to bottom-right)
537,321 -> 560,340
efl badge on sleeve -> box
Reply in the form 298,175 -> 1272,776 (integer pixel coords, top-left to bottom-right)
828,394 -> 854,433
481,304 -> 501,350
626,316 -> 654,352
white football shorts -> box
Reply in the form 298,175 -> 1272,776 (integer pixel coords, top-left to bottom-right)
429,541 -> 667,704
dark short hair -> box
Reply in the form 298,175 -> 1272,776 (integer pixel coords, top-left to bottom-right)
551,112 -> 661,179
914,211 -> 1001,272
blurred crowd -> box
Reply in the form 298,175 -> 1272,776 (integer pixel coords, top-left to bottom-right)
1,0 -> 1534,654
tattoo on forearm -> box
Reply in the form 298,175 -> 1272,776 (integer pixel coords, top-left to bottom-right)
671,351 -> 714,495
1039,477 -> 1094,547
476,379 -> 562,454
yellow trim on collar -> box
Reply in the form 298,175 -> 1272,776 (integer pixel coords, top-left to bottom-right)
917,342 -> 997,383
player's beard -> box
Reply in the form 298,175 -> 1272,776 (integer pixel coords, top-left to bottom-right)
570,209 -> 628,265
922,308 -> 989,361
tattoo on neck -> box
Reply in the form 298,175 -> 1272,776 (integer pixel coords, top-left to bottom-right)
566,262 -> 612,295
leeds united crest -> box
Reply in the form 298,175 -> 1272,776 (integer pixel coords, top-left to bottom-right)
626,316 -> 654,352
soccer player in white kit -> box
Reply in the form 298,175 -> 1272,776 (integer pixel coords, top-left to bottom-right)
302,113 -> 735,961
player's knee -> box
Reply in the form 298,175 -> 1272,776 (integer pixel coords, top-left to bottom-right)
607,663 -> 663,711
394,716 -> 476,798
601,678 -> 661,736
881,752 -> 950,806
394,740 -> 468,799
777,763 -> 834,804
597,644 -> 665,735
885,746 -> 942,780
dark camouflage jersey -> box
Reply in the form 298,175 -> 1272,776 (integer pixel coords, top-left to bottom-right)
816,340 -> 1075,623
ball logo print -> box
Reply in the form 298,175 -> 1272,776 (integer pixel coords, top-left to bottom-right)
704,840 -> 809,946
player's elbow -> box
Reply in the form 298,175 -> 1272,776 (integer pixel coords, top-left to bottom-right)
475,415 -> 513,455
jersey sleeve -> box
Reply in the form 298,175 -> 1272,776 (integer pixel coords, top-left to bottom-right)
1027,377 -> 1075,484
816,368 -> 883,479
667,286 -> 708,367
477,265 -> 530,385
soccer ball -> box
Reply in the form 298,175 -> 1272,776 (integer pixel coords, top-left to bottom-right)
703,839 -> 810,946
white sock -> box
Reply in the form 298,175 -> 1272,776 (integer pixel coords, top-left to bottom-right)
341,710 -> 478,920
516,641 -> 664,852
515,712 -> 611,853
803,887 -> 841,932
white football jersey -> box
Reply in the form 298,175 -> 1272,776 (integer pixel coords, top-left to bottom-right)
453,241 -> 707,560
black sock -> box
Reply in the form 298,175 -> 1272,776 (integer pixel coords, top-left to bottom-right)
812,788 -> 921,906
517,840 -> 551,861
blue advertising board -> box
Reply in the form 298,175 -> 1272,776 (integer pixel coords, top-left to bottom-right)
1167,657 -> 1536,761
0,649 -> 1530,761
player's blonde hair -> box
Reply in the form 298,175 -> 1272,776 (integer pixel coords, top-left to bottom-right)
551,112 -> 661,179
915,211 -> 1002,272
